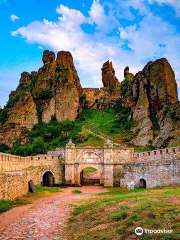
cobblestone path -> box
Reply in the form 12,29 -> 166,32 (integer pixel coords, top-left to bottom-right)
0,186 -> 106,240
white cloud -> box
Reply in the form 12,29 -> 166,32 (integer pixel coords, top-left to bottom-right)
11,1 -> 180,96
148,0 -> 180,16
10,14 -> 20,22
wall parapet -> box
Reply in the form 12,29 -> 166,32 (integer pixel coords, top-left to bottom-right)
133,146 -> 180,163
0,152 -> 64,172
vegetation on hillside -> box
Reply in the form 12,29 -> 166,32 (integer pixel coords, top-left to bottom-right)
0,100 -> 155,156
0,93 -> 20,124
0,118 -> 85,156
68,186 -> 180,240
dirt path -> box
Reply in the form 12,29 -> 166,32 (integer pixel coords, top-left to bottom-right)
0,186 -> 107,240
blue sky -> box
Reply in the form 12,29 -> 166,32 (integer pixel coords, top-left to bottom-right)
0,0 -> 180,106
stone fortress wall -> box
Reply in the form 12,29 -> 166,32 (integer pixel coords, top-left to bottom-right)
120,146 -> 180,189
0,153 -> 64,200
0,144 -> 179,200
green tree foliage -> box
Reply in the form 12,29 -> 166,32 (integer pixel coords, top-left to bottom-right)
37,89 -> 53,100
7,119 -> 83,156
10,138 -> 48,156
0,143 -> 10,153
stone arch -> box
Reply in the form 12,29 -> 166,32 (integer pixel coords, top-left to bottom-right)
76,151 -> 102,164
42,171 -> 55,186
139,178 -> 146,188
77,164 -> 103,186
80,166 -> 100,186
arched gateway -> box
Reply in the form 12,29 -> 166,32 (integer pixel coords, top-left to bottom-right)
45,140 -> 180,189
64,139 -> 133,187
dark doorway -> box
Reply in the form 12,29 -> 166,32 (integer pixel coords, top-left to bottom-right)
81,167 -> 100,186
43,171 -> 55,186
139,179 -> 146,188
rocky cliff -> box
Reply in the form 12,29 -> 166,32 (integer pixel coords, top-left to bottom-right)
0,51 -> 179,149
0,50 -> 82,146
126,58 -> 179,147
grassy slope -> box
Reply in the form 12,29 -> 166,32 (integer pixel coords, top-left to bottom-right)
0,186 -> 62,214
77,109 -> 153,152
68,186 -> 180,240
77,109 -> 126,147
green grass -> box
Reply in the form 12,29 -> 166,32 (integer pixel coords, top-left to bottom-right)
0,186 -> 62,214
35,185 -> 62,193
77,128 -> 105,147
0,199 -> 29,214
72,190 -> 82,194
68,186 -> 180,240
83,167 -> 98,177
76,109 -> 137,147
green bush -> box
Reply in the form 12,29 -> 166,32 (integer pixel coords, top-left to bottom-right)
151,113 -> 160,131
0,143 -> 10,153
121,76 -> 131,95
8,119 -> 83,156
0,93 -> 20,124
62,77 -> 68,84
57,64 -> 69,72
30,75 -> 37,91
37,89 -> 53,100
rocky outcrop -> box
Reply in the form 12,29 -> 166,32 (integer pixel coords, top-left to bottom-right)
124,66 -> 134,81
131,72 -> 153,146
34,50 -> 82,123
142,58 -> 178,113
153,102 -> 180,148
55,51 -> 82,121
121,67 -> 135,108
101,61 -> 120,89
0,51 -> 179,149
0,50 -> 82,146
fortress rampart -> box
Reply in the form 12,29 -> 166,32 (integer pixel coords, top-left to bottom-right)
0,145 -> 179,200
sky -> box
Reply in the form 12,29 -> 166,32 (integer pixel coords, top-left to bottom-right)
0,0 -> 180,106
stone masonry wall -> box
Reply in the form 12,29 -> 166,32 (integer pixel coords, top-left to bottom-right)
120,146 -> 180,189
0,164 -> 64,200
121,160 -> 180,189
0,145 -> 179,200
0,152 -> 65,200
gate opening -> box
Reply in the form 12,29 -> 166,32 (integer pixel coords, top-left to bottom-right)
139,178 -> 146,188
81,167 -> 100,186
43,171 -> 55,186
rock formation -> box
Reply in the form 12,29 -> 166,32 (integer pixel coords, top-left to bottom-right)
0,50 -> 82,146
124,66 -> 134,80
101,61 -> 120,89
130,58 -> 179,147
142,58 -> 178,113
153,102 -> 180,148
82,61 -> 121,109
0,51 -> 179,149
131,72 -> 153,146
